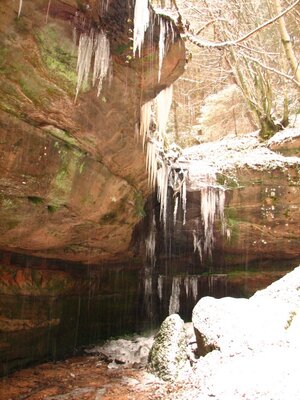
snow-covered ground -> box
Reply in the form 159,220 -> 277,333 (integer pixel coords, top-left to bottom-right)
180,129 -> 300,175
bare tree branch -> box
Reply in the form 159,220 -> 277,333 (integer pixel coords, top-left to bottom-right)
185,0 -> 300,49
244,54 -> 300,87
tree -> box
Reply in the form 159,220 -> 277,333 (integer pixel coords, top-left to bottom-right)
163,0 -> 300,139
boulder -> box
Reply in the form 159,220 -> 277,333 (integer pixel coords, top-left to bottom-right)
192,266 -> 300,357
148,314 -> 187,381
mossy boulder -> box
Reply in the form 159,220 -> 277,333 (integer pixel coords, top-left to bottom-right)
148,314 -> 188,381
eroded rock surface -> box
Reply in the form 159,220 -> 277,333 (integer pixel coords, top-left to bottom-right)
0,0 -> 185,263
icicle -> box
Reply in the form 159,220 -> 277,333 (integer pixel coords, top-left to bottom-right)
201,187 -> 225,257
140,101 -> 152,149
184,277 -> 189,297
190,277 -> 198,301
168,277 -> 181,315
181,171 -> 187,225
158,17 -> 166,81
146,142 -> 157,189
18,0 -> 23,18
145,213 -> 156,267
93,32 -> 110,96
145,274 -> 152,297
133,0 -> 150,57
193,230 -> 202,262
76,30 -> 111,99
173,196 -> 178,225
158,275 -> 163,301
156,85 -> 173,140
76,31 -> 95,100
156,162 -> 170,227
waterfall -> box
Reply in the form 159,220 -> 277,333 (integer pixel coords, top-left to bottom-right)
76,30 -> 111,99
168,276 -> 181,315
133,0 -> 150,57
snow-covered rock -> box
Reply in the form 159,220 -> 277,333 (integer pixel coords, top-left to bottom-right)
192,266 -> 300,357
148,314 -> 188,381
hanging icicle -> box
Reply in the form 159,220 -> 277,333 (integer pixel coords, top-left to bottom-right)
146,141 -> 157,189
156,161 -> 171,227
168,277 -> 181,315
201,186 -> 225,257
158,275 -> 163,301
76,30 -> 111,99
140,100 -> 153,149
145,212 -> 156,267
93,32 -> 110,96
133,0 -> 150,57
156,85 -> 173,140
18,0 -> 23,18
158,17 -> 166,81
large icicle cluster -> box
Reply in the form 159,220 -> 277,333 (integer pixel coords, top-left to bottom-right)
76,30 -> 111,99
201,185 -> 225,256
140,86 -> 175,229
188,165 -> 226,259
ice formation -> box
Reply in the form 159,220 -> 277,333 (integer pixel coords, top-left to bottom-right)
158,275 -> 163,301
193,230 -> 203,261
146,141 -> 157,189
158,18 -> 174,81
168,277 -> 181,315
145,213 -> 156,267
201,186 -> 225,256
158,17 -> 166,81
183,276 -> 199,301
171,168 -> 187,225
156,85 -> 173,140
18,0 -> 23,18
76,30 -> 111,99
140,100 -> 153,149
93,32 -> 111,96
133,0 -> 150,57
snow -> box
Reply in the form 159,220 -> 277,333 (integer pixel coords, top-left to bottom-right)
181,131 -> 300,180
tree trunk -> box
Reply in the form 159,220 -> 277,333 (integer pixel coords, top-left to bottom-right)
274,0 -> 300,87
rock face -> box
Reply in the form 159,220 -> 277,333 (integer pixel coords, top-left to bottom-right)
146,131 -> 300,270
0,0 -> 186,263
148,314 -> 187,381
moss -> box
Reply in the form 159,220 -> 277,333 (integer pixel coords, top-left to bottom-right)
27,196 -> 44,204
100,212 -> 117,224
47,204 -> 60,213
43,126 -> 80,147
35,24 -> 80,94
134,191 -> 146,218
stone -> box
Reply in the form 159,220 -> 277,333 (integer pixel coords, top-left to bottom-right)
192,266 -> 300,357
148,314 -> 188,381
